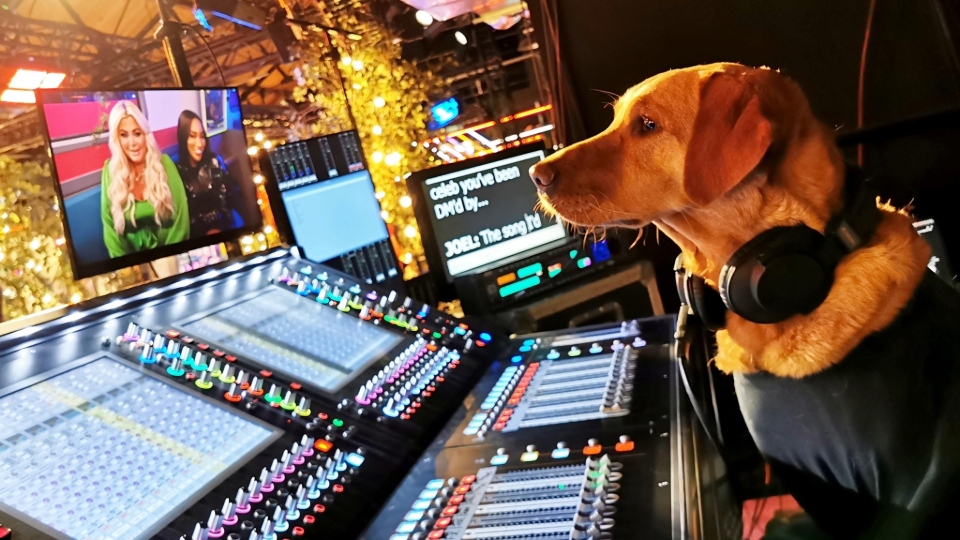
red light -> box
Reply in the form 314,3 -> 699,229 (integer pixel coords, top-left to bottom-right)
475,341 -> 485,347
515,104 -> 553,119
428,531 -> 445,539
225,355 -> 237,362
223,392 -> 242,403
197,343 -> 210,351
615,441 -> 635,452
333,484 -> 344,493
583,444 -> 602,456
293,526 -> 305,536
318,412 -> 329,420
260,370 -> 273,378
460,475 -> 476,484
314,440 -> 334,452
166,330 -> 181,338
314,504 -> 327,513
213,350 -> 225,357
454,485 -> 471,494
290,382 -> 302,390
303,515 -> 316,524
449,495 -> 464,505
441,505 -> 459,516
434,517 -> 452,529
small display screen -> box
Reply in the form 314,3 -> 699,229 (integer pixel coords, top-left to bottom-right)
914,218 -> 956,283
38,88 -> 262,278
265,131 -> 398,284
178,288 -> 404,392
0,354 -> 280,540
412,146 -> 567,282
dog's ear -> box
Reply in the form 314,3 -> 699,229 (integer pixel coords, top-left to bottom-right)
683,71 -> 773,206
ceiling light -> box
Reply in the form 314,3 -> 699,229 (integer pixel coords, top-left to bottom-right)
0,89 -> 36,104
8,69 -> 46,90
415,10 -> 434,26
39,72 -> 66,88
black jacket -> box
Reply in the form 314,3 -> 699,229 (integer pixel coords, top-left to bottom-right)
178,154 -> 242,238
735,272 -> 960,539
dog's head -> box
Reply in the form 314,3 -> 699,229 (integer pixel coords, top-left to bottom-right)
530,63 -> 840,259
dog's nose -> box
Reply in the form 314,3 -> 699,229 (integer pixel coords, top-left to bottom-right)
529,162 -> 556,192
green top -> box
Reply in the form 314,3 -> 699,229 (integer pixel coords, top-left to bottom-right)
101,154 -> 190,258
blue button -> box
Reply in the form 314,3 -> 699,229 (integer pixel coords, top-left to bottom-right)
454,327 -> 466,335
426,479 -> 445,489
511,355 -> 523,363
479,332 -> 491,342
419,489 -> 439,499
523,339 -> 535,346
552,448 -> 571,459
390,534 -> 409,540
349,285 -> 362,294
404,510 -> 425,521
346,453 -> 365,467
396,522 -> 417,534
462,427 -> 479,435
547,350 -> 560,360
490,454 -> 509,466
519,345 -> 532,353
412,500 -> 431,510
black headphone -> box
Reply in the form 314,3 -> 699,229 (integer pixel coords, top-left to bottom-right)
676,164 -> 882,330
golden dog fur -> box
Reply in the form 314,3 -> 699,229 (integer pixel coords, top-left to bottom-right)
530,63 -> 931,378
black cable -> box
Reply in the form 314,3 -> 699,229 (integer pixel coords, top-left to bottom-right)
677,339 -> 724,457
701,323 -> 726,448
184,24 -> 227,86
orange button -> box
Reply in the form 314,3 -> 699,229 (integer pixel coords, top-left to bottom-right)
314,440 -> 334,453
449,495 -> 464,505
454,485 -> 471,494
441,505 -> 459,516
615,441 -> 635,452
460,475 -> 476,484
434,517 -> 452,529
428,531 -> 445,539
496,272 -> 517,286
583,444 -> 602,456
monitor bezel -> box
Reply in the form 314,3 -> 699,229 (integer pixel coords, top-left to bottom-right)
406,140 -> 558,286
257,129 -> 401,275
36,86 -> 265,279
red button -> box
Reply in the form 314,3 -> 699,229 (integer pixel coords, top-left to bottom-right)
290,382 -> 302,391
583,444 -> 602,456
441,505 -> 459,516
333,484 -> 344,493
448,495 -> 464,505
166,330 -> 181,338
213,350 -> 225,357
303,515 -> 316,524
436,376 -> 445,383
460,475 -> 476,484
185,373 -> 196,380
428,531 -> 445,539
615,441 -> 635,452
182,337 -> 194,344
434,517 -> 452,529
226,355 -> 237,362
293,526 -> 305,536
314,504 -> 326,513
197,343 -> 210,351
260,370 -> 272,378
314,440 -> 333,452
454,485 -> 470,494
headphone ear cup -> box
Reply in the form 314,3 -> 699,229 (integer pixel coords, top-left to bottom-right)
687,274 -> 728,331
720,225 -> 832,323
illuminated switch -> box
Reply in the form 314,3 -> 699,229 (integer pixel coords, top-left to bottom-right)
426,479 -> 445,490
552,442 -> 570,459
547,349 -> 560,360
460,475 -> 476,485
441,505 -> 459,517
633,337 -> 647,347
568,346 -> 582,357
490,448 -> 509,465
583,438 -> 602,456
313,440 -> 334,453
454,485 -> 471,495
615,435 -> 635,452
428,531 -> 446,539
448,494 -> 465,505
589,343 -> 603,354
434,517 -> 452,529
520,445 -> 539,462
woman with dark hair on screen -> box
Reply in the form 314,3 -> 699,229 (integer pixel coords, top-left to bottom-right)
175,110 -> 244,238
101,100 -> 189,258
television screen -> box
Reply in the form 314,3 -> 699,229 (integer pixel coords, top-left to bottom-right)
261,131 -> 399,285
38,88 -> 263,278
409,143 -> 567,283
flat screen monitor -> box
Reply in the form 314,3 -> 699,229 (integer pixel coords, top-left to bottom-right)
260,130 -> 400,285
408,142 -> 568,284
38,88 -> 263,278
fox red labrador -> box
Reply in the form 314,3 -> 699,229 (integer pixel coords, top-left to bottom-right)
530,63 -> 960,539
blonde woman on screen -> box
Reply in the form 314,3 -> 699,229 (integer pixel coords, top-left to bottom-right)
101,100 -> 189,258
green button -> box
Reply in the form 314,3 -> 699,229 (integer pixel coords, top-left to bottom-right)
432,332 -> 442,339
333,418 -> 344,427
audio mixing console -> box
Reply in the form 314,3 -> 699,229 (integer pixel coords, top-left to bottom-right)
0,249 -> 498,540
0,249 -> 721,540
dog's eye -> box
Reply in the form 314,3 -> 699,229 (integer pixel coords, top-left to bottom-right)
641,117 -> 657,132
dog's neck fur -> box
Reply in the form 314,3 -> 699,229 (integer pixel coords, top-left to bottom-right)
655,132 -> 931,378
